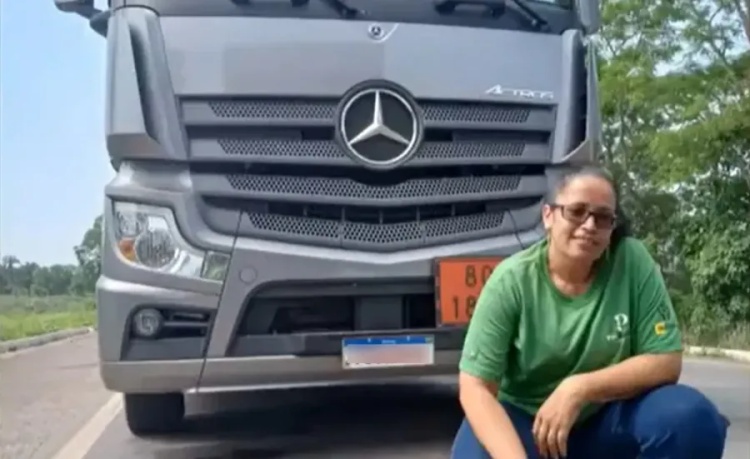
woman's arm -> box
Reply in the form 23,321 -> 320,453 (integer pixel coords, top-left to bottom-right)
573,352 -> 681,404
575,239 -> 684,403
457,264 -> 525,459
459,373 -> 527,459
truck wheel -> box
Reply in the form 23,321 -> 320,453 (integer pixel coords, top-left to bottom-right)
124,393 -> 185,436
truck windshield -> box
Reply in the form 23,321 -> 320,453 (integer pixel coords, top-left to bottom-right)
120,0 -> 577,34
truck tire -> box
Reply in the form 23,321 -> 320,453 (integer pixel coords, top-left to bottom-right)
124,393 -> 185,436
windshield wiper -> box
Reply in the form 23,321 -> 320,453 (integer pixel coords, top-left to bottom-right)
294,0 -> 360,17
508,0 -> 549,29
233,0 -> 360,18
433,0 -> 549,30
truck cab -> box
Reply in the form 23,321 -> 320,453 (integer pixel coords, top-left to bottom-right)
55,0 -> 602,437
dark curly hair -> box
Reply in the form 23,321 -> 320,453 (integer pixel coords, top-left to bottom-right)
547,166 -> 632,248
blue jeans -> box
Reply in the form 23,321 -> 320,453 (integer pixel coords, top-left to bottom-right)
451,383 -> 729,459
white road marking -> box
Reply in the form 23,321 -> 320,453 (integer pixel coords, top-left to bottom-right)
50,393 -> 123,459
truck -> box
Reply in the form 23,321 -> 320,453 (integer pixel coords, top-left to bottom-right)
54,0 -> 602,437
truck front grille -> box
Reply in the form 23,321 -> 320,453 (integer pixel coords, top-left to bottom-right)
183,96 -> 554,251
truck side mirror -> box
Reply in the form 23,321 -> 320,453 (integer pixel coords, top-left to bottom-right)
576,0 -> 601,34
54,0 -> 109,36
55,0 -> 99,17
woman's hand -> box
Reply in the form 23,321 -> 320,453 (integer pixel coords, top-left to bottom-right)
532,376 -> 587,459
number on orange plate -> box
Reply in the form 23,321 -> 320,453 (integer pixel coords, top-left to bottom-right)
436,257 -> 503,325
451,295 -> 477,321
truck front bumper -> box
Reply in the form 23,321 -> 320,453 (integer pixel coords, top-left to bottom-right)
97,196 -> 543,394
101,350 -> 461,394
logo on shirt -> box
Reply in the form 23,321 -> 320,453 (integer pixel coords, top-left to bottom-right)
654,321 -> 667,336
606,313 -> 630,342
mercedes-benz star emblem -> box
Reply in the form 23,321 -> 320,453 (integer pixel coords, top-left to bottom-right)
337,86 -> 422,168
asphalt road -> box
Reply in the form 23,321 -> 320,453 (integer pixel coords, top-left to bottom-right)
1,333 -> 749,459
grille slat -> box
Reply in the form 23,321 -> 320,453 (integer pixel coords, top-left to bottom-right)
205,99 -> 536,124
421,103 -> 530,124
208,99 -> 337,120
183,96 -> 555,251
183,98 -> 555,130
194,174 -> 545,207
241,211 -> 511,251
189,138 -> 550,167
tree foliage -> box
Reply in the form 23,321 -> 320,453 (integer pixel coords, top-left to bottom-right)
599,0 -> 750,342
0,215 -> 102,296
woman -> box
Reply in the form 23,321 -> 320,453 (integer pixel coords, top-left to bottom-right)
451,166 -> 728,459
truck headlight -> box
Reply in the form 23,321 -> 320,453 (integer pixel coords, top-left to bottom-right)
112,202 -> 230,282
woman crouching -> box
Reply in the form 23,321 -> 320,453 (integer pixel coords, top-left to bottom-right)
451,166 -> 728,459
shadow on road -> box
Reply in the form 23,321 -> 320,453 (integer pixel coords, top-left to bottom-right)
140,381 -> 462,459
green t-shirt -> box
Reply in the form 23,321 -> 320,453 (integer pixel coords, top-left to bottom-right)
459,236 -> 683,422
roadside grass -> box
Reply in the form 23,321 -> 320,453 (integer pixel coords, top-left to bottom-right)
0,295 -> 96,341
683,322 -> 750,351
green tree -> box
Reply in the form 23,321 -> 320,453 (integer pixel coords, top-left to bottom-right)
0,215 -> 102,298
71,215 -> 103,294
597,0 -> 750,343
0,256 -> 21,294
13,262 -> 40,295
31,265 -> 77,296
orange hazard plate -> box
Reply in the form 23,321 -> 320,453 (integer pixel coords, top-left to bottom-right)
434,257 -> 504,326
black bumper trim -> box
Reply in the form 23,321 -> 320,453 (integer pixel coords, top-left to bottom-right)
228,327 -> 466,358
124,337 -> 207,361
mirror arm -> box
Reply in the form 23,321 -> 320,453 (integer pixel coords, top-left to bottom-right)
90,9 -> 111,36
57,5 -> 101,18
575,0 -> 601,35
55,1 -> 108,35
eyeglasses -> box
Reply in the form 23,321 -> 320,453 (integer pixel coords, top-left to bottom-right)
550,203 -> 617,230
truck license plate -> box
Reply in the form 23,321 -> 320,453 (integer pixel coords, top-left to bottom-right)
341,335 -> 434,369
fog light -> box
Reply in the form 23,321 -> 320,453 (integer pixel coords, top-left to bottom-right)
132,308 -> 164,339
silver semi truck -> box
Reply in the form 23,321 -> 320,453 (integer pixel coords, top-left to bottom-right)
55,0 -> 602,436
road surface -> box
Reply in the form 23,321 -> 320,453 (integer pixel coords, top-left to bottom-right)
1,333 -> 748,459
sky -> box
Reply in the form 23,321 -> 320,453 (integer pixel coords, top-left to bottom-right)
1,0 -> 114,266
